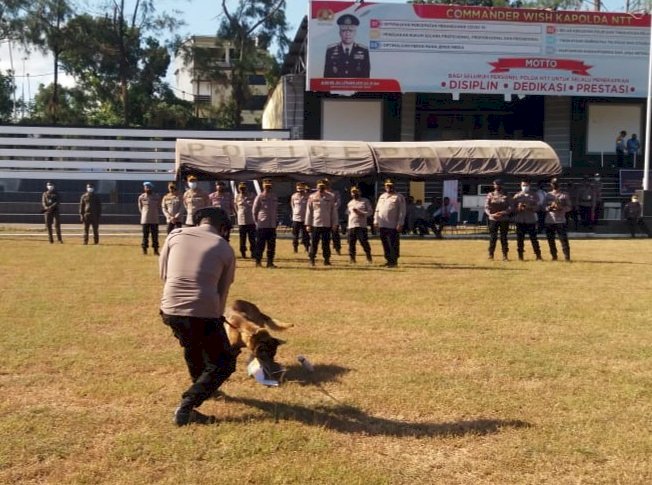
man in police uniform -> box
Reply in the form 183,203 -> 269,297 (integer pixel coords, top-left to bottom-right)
162,182 -> 184,234
484,179 -> 511,260
234,181 -> 257,258
138,181 -> 161,255
159,207 -> 236,426
346,185 -> 373,264
512,179 -> 542,261
253,178 -> 279,268
183,175 -> 210,226
209,180 -> 235,241
324,14 -> 370,78
544,178 -> 572,261
290,182 -> 310,253
306,179 -> 338,266
373,179 -> 406,268
41,181 -> 63,244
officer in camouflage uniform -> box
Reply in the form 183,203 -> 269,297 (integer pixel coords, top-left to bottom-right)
79,183 -> 102,245
323,14 -> 370,78
138,181 -> 161,255
41,181 -> 63,244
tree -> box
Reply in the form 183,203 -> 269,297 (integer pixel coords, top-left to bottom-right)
24,0 -> 75,124
181,0 -> 288,129
60,1 -> 183,126
0,0 -> 29,41
27,82 -> 89,125
0,70 -> 16,122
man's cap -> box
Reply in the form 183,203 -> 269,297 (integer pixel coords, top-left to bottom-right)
493,179 -> 503,186
86,183 -> 94,187
238,182 -> 247,189
317,179 -> 327,187
350,185 -> 360,193
632,194 -> 639,199
215,180 -> 225,186
594,173 -> 601,177
337,14 -> 360,26
520,178 -> 530,184
384,178 -> 394,186
550,177 -> 560,184
143,181 -> 153,187
168,181 -> 176,188
187,175 -> 198,182
262,178 -> 273,186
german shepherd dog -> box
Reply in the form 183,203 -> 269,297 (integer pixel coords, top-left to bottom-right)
224,300 -> 293,380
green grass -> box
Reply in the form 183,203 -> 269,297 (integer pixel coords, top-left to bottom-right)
0,235 -> 651,484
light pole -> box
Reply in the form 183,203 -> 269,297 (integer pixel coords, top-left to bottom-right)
645,13 -> 652,190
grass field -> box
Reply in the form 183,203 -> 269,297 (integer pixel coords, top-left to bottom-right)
0,234 -> 651,484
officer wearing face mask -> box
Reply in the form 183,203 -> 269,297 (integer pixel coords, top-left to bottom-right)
346,185 -> 373,264
234,182 -> 256,259
374,178 -> 406,268
253,178 -> 279,268
41,181 -> 63,244
79,182 -> 102,245
290,182 -> 310,254
623,194 -> 650,238
484,179 -> 511,261
544,178 -> 571,261
208,181 -> 235,241
162,182 -> 183,234
138,181 -> 161,255
512,179 -> 542,261
183,175 -> 210,226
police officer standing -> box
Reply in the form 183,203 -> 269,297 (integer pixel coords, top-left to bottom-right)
484,179 -> 511,261
346,185 -> 373,264
79,182 -> 102,245
323,178 -> 342,255
162,182 -> 184,234
305,179 -> 338,266
253,178 -> 279,268
159,207 -> 236,426
577,176 -> 595,231
623,194 -> 650,237
374,179 -> 406,268
512,179 -> 542,261
544,178 -> 571,261
290,182 -> 310,253
138,181 -> 161,255
323,14 -> 370,78
183,175 -> 210,227
209,181 -> 235,241
234,181 -> 257,258
41,181 -> 63,244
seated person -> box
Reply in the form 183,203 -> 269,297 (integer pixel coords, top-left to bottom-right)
430,196 -> 457,238
412,199 -> 429,236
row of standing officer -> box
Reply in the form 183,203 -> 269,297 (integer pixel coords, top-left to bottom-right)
41,181 -> 102,245
485,178 -> 571,262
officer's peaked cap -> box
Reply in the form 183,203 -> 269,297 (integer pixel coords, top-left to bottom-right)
493,179 -> 503,186
337,14 -> 359,26
238,182 -> 247,188
384,178 -> 394,185
262,178 -> 273,185
143,181 -> 153,187
187,175 -> 198,182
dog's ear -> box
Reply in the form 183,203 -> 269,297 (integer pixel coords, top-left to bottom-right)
273,338 -> 286,346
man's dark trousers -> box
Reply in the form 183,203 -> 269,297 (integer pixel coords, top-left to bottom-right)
161,314 -> 237,407
379,227 -> 400,265
309,227 -> 332,262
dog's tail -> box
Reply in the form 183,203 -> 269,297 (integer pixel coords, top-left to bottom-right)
264,319 -> 294,331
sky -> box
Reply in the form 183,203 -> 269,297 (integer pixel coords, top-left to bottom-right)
0,0 -> 634,111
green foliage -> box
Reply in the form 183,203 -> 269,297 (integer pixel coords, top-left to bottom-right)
27,82 -> 89,125
0,70 -> 15,122
0,0 -> 30,40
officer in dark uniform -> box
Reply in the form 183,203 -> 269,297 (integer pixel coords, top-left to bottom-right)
41,181 -> 63,244
324,14 -> 370,78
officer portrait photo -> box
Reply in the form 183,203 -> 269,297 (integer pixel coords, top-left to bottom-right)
323,13 -> 370,78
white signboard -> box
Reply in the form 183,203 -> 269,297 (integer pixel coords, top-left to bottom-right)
307,1 -> 650,97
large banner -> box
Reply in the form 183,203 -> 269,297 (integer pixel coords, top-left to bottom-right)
307,1 -> 651,96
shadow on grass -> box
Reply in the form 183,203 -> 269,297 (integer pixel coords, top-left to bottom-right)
282,363 -> 351,386
224,394 -> 529,438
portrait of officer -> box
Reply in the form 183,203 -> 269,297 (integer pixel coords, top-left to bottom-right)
324,14 -> 370,78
